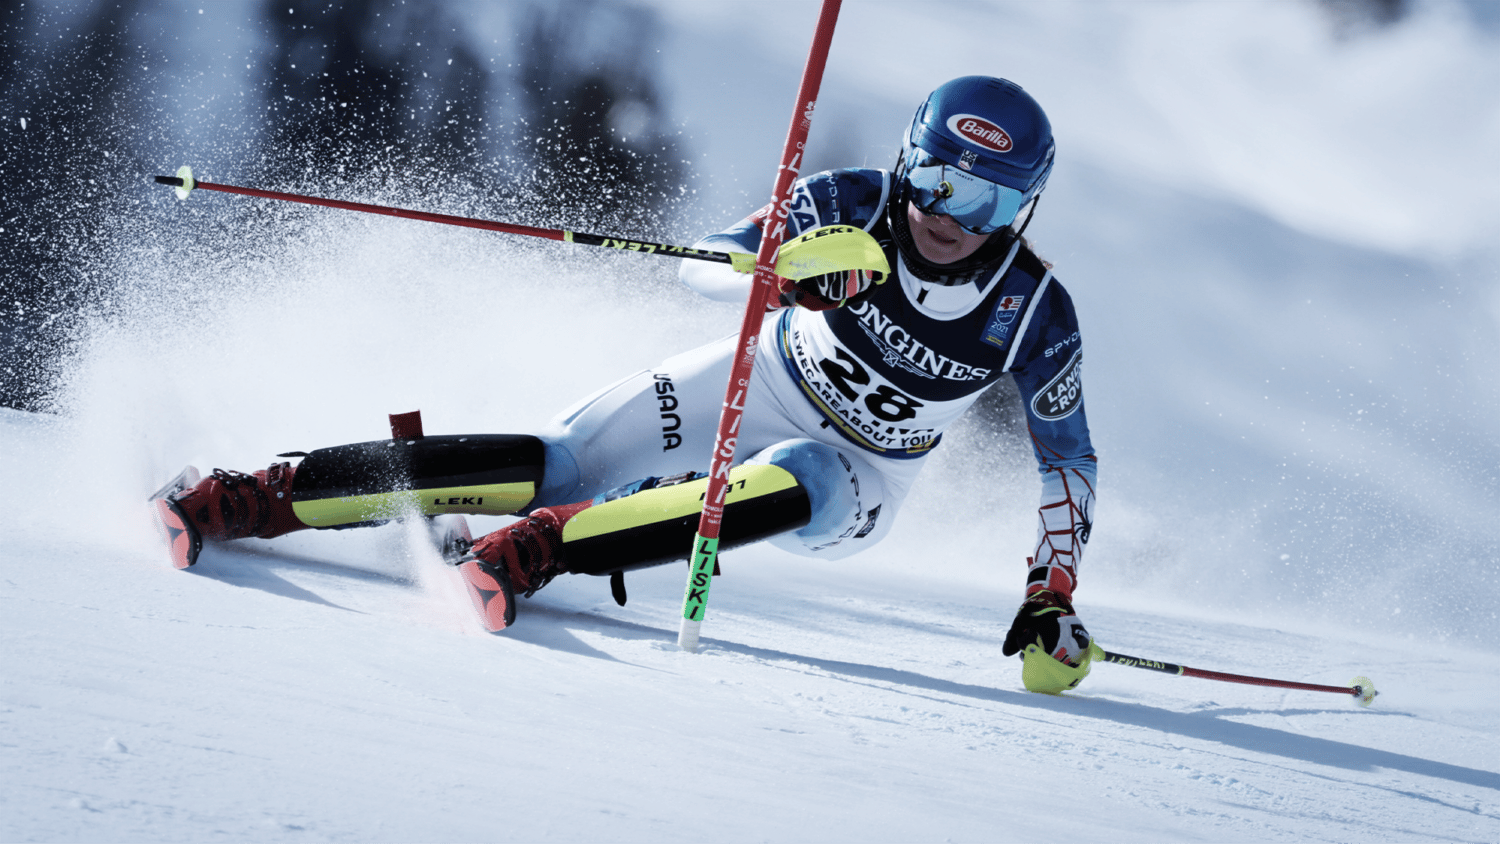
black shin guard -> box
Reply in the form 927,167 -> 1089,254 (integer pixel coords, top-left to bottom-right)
288,434 -> 546,527
560,464 -> 811,577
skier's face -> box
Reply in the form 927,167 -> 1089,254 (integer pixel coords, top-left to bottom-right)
906,202 -> 991,265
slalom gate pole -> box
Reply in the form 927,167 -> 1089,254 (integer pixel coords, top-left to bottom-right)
676,0 -> 842,652
1099,649 -> 1377,706
152,172 -> 757,272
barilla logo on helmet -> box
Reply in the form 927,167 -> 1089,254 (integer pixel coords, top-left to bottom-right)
946,114 -> 1013,154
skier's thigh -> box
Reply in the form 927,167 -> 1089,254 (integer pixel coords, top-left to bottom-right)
539,336 -> 736,502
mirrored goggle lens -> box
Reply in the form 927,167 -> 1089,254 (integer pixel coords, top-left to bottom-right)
904,155 -> 1024,234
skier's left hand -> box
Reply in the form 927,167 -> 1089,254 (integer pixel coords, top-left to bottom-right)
1002,589 -> 1092,666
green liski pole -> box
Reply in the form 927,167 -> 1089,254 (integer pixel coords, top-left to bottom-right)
681,535 -> 719,629
676,0 -> 842,652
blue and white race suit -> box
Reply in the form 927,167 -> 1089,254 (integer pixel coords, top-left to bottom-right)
535,168 -> 1096,594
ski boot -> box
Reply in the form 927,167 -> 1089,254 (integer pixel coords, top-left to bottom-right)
149,462 -> 307,569
456,501 -> 589,632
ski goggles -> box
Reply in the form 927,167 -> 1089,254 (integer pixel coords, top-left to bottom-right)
901,150 -> 1027,235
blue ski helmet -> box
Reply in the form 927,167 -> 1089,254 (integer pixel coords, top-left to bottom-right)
897,76 -> 1055,235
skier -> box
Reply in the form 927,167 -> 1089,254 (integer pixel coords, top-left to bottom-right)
151,76 -> 1098,689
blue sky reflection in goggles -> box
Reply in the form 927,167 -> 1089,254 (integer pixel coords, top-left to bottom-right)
903,152 -> 1026,235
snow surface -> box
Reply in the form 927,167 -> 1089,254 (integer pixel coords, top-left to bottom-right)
4,1 -> 1500,841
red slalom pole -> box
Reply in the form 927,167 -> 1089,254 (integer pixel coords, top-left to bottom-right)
153,171 -> 755,271
1100,649 -> 1377,706
677,0 -> 842,652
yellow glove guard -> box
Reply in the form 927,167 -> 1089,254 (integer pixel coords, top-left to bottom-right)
772,225 -> 890,282
1022,639 -> 1106,695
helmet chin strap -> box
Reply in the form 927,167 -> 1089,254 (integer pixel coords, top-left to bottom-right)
1012,195 -> 1040,240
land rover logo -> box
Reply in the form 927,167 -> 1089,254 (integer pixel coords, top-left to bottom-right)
1031,350 -> 1082,420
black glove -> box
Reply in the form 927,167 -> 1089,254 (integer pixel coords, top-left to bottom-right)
779,268 -> 884,311
771,224 -> 890,311
1002,590 -> 1092,666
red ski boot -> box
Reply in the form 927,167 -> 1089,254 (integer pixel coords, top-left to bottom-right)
457,501 -> 589,632
149,462 -> 308,569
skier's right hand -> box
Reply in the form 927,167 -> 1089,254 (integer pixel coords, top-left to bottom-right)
773,225 -> 889,310
779,269 -> 884,311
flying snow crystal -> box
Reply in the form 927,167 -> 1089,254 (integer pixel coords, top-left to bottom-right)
19,118 -> 26,130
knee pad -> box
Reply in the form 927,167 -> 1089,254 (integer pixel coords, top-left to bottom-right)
289,434 -> 545,527
749,439 -> 888,559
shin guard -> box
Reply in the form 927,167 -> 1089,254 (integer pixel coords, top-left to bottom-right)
289,434 -> 546,527
560,463 -> 811,576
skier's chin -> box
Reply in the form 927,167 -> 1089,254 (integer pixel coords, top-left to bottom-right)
907,205 -> 987,265
912,229 -> 979,265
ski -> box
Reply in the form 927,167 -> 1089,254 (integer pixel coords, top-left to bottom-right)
148,465 -> 204,570
424,513 -> 518,633
427,512 -> 519,633
453,553 -> 516,633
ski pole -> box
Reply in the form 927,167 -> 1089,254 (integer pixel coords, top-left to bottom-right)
1099,648 -> 1377,706
677,0 -> 842,653
152,168 -> 757,273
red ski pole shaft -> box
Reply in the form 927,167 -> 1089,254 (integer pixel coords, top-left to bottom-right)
151,174 -> 754,270
1100,650 -> 1367,698
677,0 -> 842,652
